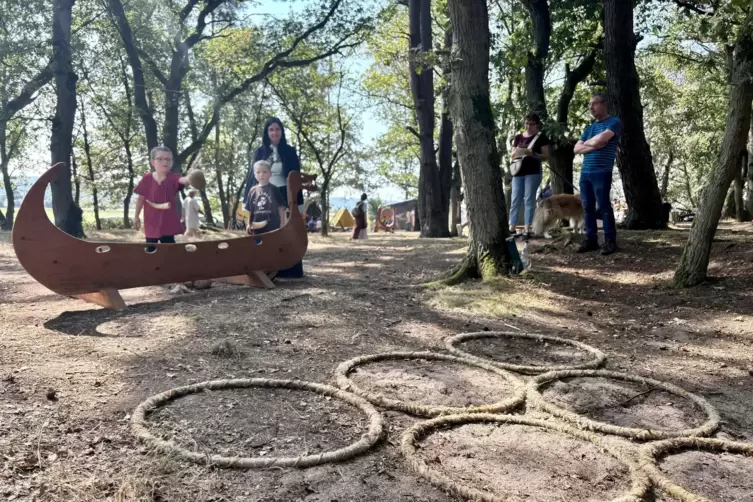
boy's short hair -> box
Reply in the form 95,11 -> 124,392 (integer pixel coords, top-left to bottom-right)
254,160 -> 271,171
188,190 -> 197,197
150,146 -> 173,160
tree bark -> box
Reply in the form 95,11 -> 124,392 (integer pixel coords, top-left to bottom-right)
747,123 -> 753,218
449,158 -> 461,236
79,97 -> 101,230
443,0 -> 512,282
0,123 -> 15,230
550,50 -> 598,195
437,26 -> 454,233
409,0 -> 449,237
734,150 -> 748,221
214,112 -> 229,227
674,33 -> 753,287
661,149 -> 674,199
522,0 -> 550,119
50,0 -> 84,237
604,0 -> 665,229
549,142 -> 575,195
71,151 -> 80,206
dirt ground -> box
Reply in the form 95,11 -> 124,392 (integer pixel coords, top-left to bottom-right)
1,222 -> 752,502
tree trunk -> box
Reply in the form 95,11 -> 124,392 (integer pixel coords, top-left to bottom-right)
674,35 -> 753,287
437,26 -> 454,232
71,152 -> 80,206
449,159 -> 461,236
747,126 -> 753,218
185,92 -> 214,225
661,149 -> 673,199
121,57 -> 135,229
410,0 -> 449,237
0,123 -> 15,231
604,0 -> 665,229
320,179 -> 330,237
443,0 -> 512,282
106,0 -> 159,152
214,112 -> 229,227
123,140 -> 134,228
735,150 -> 748,221
50,0 -> 84,237
79,98 -> 101,230
550,50 -> 597,196
549,142 -> 575,195
522,0 -> 550,119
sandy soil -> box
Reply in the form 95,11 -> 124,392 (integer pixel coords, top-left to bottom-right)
1,222 -> 752,501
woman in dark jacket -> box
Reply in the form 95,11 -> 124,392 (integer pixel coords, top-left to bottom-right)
244,117 -> 304,278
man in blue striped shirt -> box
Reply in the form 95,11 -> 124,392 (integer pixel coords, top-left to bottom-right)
573,93 -> 622,255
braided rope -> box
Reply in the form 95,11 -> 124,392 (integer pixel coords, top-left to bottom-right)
130,378 -> 385,468
638,436 -> 753,502
528,369 -> 720,440
445,330 -> 607,374
401,413 -> 651,502
335,351 -> 526,417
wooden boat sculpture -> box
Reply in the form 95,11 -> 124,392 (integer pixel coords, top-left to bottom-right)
12,162 -> 313,310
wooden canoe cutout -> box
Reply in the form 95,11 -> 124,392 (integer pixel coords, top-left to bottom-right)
12,163 -> 310,310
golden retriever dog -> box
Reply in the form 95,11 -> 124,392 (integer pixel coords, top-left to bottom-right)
532,194 -> 584,238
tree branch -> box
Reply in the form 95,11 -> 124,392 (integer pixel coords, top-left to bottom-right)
671,0 -> 715,16
406,126 -> 421,139
1,58 -> 55,121
179,0 -> 202,24
136,48 -> 169,86
180,0 -> 363,164
183,0 -> 226,49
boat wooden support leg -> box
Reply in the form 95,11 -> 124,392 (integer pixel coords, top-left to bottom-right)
221,272 -> 276,289
76,288 -> 127,310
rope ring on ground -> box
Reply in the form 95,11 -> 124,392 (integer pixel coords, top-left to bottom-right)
335,351 -> 526,417
401,413 -> 651,502
528,369 -> 720,440
639,436 -> 753,502
445,330 -> 607,374
130,378 -> 385,468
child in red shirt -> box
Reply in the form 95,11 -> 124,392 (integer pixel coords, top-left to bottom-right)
133,146 -> 193,250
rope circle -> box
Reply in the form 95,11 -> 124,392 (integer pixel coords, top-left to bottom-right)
130,378 -> 385,468
445,330 -> 607,374
401,413 -> 651,502
335,351 -> 526,417
527,369 -> 720,440
639,436 -> 753,502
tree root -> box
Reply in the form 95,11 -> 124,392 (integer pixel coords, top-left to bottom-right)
425,256 -> 476,288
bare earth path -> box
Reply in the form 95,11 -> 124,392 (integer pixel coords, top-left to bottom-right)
1,224 -> 752,501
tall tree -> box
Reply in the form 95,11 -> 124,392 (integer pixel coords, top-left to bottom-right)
51,0 -> 84,237
675,7 -> 753,287
269,62 -> 358,237
604,0 -> 665,229
521,0 -> 550,119
441,0 -> 512,283
409,0 -> 449,237
0,0 -> 54,231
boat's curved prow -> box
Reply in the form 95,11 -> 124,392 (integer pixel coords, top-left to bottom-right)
12,163 -> 309,300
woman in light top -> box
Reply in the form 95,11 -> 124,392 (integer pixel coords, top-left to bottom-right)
244,117 -> 304,278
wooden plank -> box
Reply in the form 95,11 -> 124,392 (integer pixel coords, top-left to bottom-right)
76,288 -> 127,310
221,272 -> 276,289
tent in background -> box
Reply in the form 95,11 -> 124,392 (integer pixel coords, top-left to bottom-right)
329,208 -> 355,230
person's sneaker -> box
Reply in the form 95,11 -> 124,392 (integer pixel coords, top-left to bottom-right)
576,240 -> 600,253
601,240 -> 617,255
